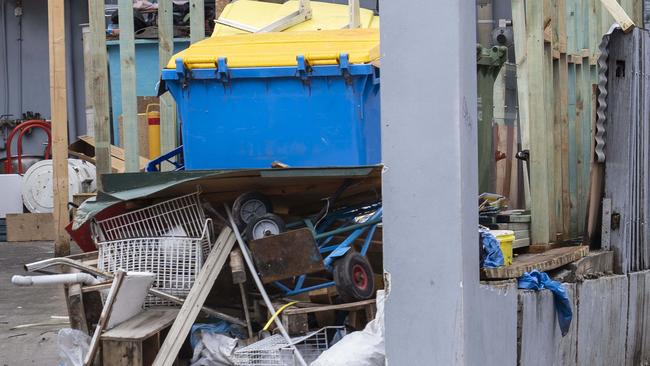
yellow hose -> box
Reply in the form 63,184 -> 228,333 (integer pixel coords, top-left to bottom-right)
263,301 -> 298,331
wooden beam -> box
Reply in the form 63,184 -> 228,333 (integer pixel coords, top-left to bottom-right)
589,0 -> 601,60
81,25 -> 94,137
618,0 -> 643,26
84,270 -> 126,366
567,0 -> 579,237
158,0 -> 177,170
190,0 -> 205,44
348,0 -> 361,28
544,0 -> 557,241
558,0 -> 571,238
88,0 -> 112,189
119,0 -> 140,172
152,228 -> 236,366
526,0 -> 552,245
216,0 -> 229,18
511,0 -> 532,210
579,0 -> 593,239
600,0 -> 635,31
47,0 -> 70,257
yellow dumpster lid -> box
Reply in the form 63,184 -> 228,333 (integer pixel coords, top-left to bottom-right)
212,0 -> 377,37
166,28 -> 380,69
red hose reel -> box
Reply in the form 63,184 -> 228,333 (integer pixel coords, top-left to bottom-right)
4,120 -> 52,174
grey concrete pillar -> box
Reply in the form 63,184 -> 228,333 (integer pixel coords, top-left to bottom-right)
381,1 -> 517,365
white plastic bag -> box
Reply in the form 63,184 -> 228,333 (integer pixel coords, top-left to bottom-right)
190,332 -> 238,366
310,290 -> 386,366
57,328 -> 91,366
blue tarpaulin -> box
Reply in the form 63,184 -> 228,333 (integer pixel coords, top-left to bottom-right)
518,270 -> 573,336
480,228 -> 504,268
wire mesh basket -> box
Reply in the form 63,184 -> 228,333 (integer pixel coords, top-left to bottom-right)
91,191 -> 210,245
93,191 -> 214,306
232,327 -> 343,366
97,220 -> 213,306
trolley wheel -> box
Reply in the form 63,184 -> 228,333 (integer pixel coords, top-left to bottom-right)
232,192 -> 273,229
333,252 -> 375,302
245,213 -> 286,241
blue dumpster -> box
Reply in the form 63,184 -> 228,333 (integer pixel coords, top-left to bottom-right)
160,29 -> 381,170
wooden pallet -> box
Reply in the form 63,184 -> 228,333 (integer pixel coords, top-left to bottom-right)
481,245 -> 589,280
102,309 -> 179,366
281,299 -> 376,335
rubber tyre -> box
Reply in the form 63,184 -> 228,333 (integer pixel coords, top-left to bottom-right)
245,213 -> 286,241
333,252 -> 375,302
232,192 -> 273,229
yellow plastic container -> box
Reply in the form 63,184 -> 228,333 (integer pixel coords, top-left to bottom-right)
491,230 -> 515,266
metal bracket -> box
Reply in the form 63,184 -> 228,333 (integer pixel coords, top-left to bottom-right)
338,53 -> 352,83
175,58 -> 189,88
296,55 -> 311,81
216,57 -> 230,82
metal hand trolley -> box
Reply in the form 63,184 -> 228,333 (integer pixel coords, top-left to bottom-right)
232,191 -> 382,301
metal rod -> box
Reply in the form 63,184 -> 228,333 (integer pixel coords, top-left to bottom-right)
24,257 -> 246,326
224,204 -> 307,366
314,217 -> 381,240
239,283 -> 254,338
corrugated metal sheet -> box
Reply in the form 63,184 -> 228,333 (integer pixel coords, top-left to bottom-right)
603,28 -> 650,274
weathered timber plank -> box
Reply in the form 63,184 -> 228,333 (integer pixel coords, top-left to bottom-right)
512,0 -> 532,210
88,0 -> 112,189
601,0 -> 636,31
47,0 -> 70,257
118,0 -> 139,172
158,0 -> 177,170
527,0 -> 552,245
102,309 -> 178,341
153,228 -> 236,366
544,0 -> 558,241
6,213 -> 55,242
482,245 -> 589,279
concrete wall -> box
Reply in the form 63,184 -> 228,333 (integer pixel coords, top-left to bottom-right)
0,0 -> 88,158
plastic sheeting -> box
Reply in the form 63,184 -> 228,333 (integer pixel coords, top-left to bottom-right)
518,270 -> 573,336
190,323 -> 240,366
311,290 -> 385,366
480,228 -> 504,268
57,328 -> 90,366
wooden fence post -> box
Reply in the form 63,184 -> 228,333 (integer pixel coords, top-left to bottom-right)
47,0 -> 70,257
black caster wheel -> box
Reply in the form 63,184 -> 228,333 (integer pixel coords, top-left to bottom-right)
232,192 -> 273,229
333,251 -> 375,301
245,213 -> 286,241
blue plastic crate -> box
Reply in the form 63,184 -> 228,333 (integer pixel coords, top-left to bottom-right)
161,54 -> 380,170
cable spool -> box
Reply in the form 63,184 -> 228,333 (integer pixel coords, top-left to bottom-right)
21,159 -> 97,213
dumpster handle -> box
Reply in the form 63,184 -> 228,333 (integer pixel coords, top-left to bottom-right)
304,54 -> 341,63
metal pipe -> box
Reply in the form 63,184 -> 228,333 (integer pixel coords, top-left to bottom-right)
225,204 -> 307,366
12,273 -> 99,286
24,257 -> 246,326
4,120 -> 52,173
314,216 -> 381,240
